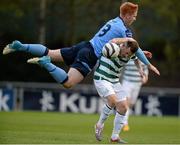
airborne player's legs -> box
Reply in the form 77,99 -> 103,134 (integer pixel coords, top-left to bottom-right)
3,40 -> 70,84
3,40 -> 98,88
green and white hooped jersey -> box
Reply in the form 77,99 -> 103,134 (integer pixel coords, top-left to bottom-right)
94,55 -> 135,83
122,59 -> 149,84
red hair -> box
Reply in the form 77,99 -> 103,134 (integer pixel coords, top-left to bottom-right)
120,2 -> 138,16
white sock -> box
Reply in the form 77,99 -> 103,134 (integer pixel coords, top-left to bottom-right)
124,109 -> 129,125
111,112 -> 126,138
97,104 -> 112,126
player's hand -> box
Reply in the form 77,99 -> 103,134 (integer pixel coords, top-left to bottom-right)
126,37 -> 136,42
148,64 -> 160,76
143,51 -> 152,58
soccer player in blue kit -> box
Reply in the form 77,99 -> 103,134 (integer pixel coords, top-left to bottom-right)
3,2 -> 160,88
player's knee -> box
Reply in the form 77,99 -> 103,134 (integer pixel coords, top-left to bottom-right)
116,102 -> 128,115
48,49 -> 63,62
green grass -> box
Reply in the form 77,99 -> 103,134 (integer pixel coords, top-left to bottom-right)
0,111 -> 179,144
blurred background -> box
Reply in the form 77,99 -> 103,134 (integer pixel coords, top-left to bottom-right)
0,0 -> 180,87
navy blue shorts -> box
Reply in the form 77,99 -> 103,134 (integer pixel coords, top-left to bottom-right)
61,41 -> 98,77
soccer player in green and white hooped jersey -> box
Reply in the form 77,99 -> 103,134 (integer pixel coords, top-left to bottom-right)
94,37 -> 158,143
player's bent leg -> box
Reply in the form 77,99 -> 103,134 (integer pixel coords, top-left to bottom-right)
111,112 -> 128,144
111,100 -> 128,144
95,104 -> 113,141
28,56 -> 68,84
3,40 -> 48,56
62,68 -> 84,88
28,58 -> 84,88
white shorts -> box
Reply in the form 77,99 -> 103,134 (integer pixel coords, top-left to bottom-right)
121,80 -> 142,105
94,79 -> 128,103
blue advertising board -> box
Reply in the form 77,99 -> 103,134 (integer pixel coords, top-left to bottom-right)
22,89 -> 180,116
132,94 -> 179,116
0,88 -> 14,111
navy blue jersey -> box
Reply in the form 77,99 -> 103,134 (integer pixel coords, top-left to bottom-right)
90,17 -> 132,58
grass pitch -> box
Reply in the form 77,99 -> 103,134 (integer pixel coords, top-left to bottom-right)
0,111 -> 179,144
